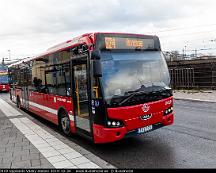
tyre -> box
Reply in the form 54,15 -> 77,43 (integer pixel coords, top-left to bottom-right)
60,111 -> 70,135
9,92 -> 12,100
16,97 -> 21,109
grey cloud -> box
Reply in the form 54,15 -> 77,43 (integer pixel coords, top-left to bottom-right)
1,0 -> 202,36
1,0 -> 216,59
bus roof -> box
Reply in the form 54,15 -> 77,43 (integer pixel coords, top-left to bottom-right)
8,32 -> 157,67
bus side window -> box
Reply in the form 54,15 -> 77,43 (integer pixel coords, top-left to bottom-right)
46,71 -> 57,95
31,59 -> 46,92
65,67 -> 71,96
56,67 -> 66,96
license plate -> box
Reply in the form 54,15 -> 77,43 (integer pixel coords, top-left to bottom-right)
137,125 -> 153,134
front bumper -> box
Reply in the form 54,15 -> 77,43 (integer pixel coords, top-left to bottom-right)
93,113 -> 174,143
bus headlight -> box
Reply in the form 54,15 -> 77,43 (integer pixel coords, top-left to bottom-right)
164,106 -> 173,116
107,121 -> 112,126
116,121 -> 121,126
107,119 -> 123,128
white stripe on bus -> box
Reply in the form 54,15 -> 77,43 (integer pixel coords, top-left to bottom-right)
29,101 -> 74,121
28,101 -> 58,115
13,96 -> 74,120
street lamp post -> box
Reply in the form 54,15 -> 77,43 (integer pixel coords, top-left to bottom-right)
184,46 -> 187,60
8,50 -> 11,60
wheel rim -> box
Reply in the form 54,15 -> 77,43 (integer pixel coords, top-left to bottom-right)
61,116 -> 70,134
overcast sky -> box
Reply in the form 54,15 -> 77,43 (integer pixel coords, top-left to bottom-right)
1,0 -> 216,61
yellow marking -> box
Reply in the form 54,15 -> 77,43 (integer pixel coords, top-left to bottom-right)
126,39 -> 143,48
105,37 -> 116,49
93,86 -> 99,98
76,78 -> 80,116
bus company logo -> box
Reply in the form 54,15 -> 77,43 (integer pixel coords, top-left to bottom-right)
142,103 -> 150,112
140,114 -> 152,121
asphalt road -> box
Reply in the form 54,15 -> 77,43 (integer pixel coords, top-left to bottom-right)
1,92 -> 216,168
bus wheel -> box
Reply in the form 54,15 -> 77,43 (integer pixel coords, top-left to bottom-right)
60,111 -> 70,135
9,92 -> 12,100
16,97 -> 21,109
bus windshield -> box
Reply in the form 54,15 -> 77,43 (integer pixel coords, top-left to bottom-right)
100,51 -> 171,105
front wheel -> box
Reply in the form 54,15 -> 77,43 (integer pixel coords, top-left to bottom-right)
16,97 -> 21,109
60,111 -> 71,135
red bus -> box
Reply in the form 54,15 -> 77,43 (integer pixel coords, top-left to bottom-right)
9,32 -> 174,143
0,64 -> 10,92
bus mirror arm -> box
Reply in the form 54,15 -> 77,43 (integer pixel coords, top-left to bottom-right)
93,60 -> 102,77
91,50 -> 100,59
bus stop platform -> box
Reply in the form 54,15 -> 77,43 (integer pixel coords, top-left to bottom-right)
0,107 -> 54,168
0,96 -> 115,169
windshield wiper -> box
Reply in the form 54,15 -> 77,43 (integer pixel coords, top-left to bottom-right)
117,86 -> 171,106
118,91 -> 147,106
148,87 -> 172,98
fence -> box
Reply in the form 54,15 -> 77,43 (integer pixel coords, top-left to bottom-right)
167,59 -> 216,90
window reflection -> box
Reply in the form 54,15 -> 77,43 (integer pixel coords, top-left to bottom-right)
101,51 -> 170,103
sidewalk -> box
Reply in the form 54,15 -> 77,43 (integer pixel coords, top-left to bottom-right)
0,97 -> 115,169
173,90 -> 216,103
0,109 -> 54,168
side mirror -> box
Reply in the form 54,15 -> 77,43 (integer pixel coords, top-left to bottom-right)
93,59 -> 102,77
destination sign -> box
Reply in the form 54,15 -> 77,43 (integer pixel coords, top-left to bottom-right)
104,36 -> 155,50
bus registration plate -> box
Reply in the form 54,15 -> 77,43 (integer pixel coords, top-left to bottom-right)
137,125 -> 153,134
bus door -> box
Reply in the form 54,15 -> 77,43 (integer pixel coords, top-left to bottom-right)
21,68 -> 29,109
71,59 -> 92,135
22,86 -> 29,109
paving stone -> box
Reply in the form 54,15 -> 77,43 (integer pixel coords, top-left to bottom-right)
15,141 -> 30,147
31,159 -> 41,167
63,152 -> 82,160
23,144 -> 37,150
46,155 -> 67,164
7,139 -> 16,144
40,150 -> 60,158
3,143 -> 15,148
22,138 -> 30,142
0,148 -> 5,153
2,156 -> 21,164
31,165 -> 42,168
70,156 -> 90,166
13,149 -> 30,157
0,162 -> 11,168
0,139 -> 9,145
40,158 -> 54,168
39,153 -> 45,158
29,148 -> 40,154
40,163 -> 54,169
5,146 -> 22,152
11,160 -> 31,168
14,139 -> 24,143
21,153 -> 40,161
2,152 -> 13,158
52,160 -> 75,168
0,145 -> 6,150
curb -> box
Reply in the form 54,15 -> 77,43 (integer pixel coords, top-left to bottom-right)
174,97 -> 216,103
